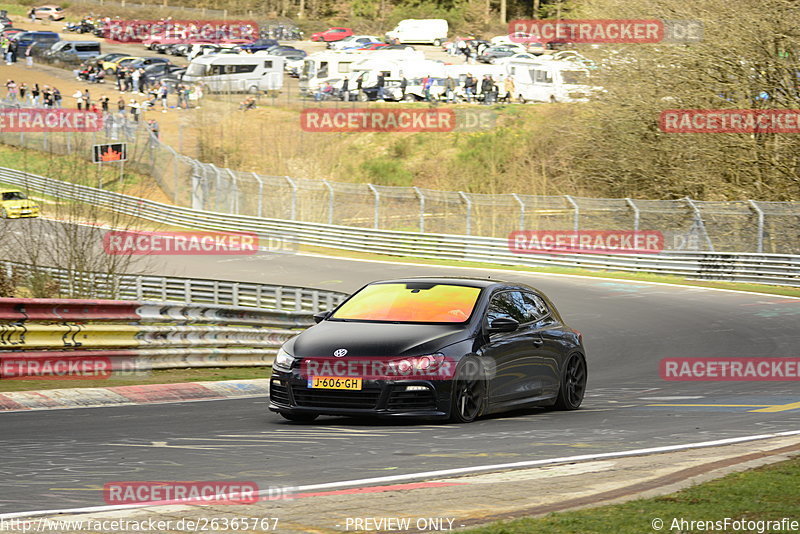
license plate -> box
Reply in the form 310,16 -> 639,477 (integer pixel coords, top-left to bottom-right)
309,376 -> 362,390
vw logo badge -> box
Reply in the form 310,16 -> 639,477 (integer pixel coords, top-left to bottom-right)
333,348 -> 348,358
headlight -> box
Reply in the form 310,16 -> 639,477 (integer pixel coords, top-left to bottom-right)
274,346 -> 295,370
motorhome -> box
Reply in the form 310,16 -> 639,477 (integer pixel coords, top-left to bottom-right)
299,49 -> 423,94
505,58 -> 595,103
182,54 -> 284,93
385,19 -> 448,46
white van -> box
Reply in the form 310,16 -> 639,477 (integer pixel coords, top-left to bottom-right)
299,50 -> 423,94
386,19 -> 448,46
183,54 -> 284,93
505,58 -> 595,103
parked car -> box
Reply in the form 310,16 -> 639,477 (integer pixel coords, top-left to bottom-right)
238,38 -> 279,52
478,45 -> 526,64
327,35 -> 382,50
11,31 -> 60,54
266,47 -> 307,61
143,63 -> 186,81
386,19 -> 448,46
129,57 -> 172,70
381,44 -> 416,51
31,5 -> 65,21
0,189 -> 40,219
310,27 -> 353,42
491,32 -> 541,46
45,40 -> 101,61
355,43 -> 390,51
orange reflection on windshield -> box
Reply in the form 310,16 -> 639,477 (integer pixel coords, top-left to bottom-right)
332,283 -> 481,323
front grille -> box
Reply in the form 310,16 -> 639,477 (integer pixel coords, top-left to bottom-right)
270,382 -> 290,405
291,385 -> 381,409
387,388 -> 437,411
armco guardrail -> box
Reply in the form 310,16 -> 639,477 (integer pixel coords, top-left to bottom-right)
0,259 -> 347,312
1,168 -> 798,287
0,298 -> 318,375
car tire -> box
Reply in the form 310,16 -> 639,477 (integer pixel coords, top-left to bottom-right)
553,352 -> 587,410
448,358 -> 486,423
517,95 -> 527,104
402,94 -> 416,102
279,412 -> 318,422
357,91 -> 369,102
550,95 -> 558,103
248,86 -> 260,94
433,38 -> 442,47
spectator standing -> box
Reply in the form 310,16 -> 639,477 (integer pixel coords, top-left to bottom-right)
19,82 -> 27,102
42,87 -> 54,108
5,80 -> 18,103
158,82 -> 169,112
29,8 -> 36,23
53,87 -> 61,108
464,74 -> 476,102
422,75 -> 433,102
129,99 -> 140,122
25,45 -> 34,67
32,83 -> 41,106
117,96 -> 126,113
444,76 -> 456,103
480,75 -> 492,104
100,95 -> 110,113
504,76 -> 515,103
341,76 -> 349,101
400,74 -> 407,99
376,72 -> 386,100
132,68 -> 141,94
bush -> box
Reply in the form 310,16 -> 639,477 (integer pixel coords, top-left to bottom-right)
360,157 -> 414,186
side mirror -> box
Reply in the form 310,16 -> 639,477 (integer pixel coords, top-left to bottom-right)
313,311 -> 330,324
488,317 -> 519,334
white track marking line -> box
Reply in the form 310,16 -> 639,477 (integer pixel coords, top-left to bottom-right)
3,429 -> 799,520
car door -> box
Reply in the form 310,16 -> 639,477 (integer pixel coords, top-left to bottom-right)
479,290 -> 546,404
521,292 -> 561,397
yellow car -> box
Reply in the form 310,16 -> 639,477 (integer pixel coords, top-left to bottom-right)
0,188 -> 40,219
100,56 -> 141,74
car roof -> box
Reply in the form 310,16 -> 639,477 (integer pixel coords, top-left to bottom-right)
0,187 -> 23,193
367,277 -> 510,289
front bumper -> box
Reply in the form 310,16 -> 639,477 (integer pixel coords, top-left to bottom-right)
269,368 -> 452,419
4,209 -> 39,219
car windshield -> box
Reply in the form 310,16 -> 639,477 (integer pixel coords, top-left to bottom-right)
330,282 -> 482,323
2,191 -> 27,200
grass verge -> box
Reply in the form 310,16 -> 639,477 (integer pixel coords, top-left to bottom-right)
0,366 -> 270,393
463,456 -> 800,533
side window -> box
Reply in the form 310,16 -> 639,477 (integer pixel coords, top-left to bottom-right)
522,293 -> 551,323
486,291 -> 528,324
318,62 -> 329,78
263,60 -> 273,69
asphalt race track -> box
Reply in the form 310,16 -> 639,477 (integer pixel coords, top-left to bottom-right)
1,233 -> 799,515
